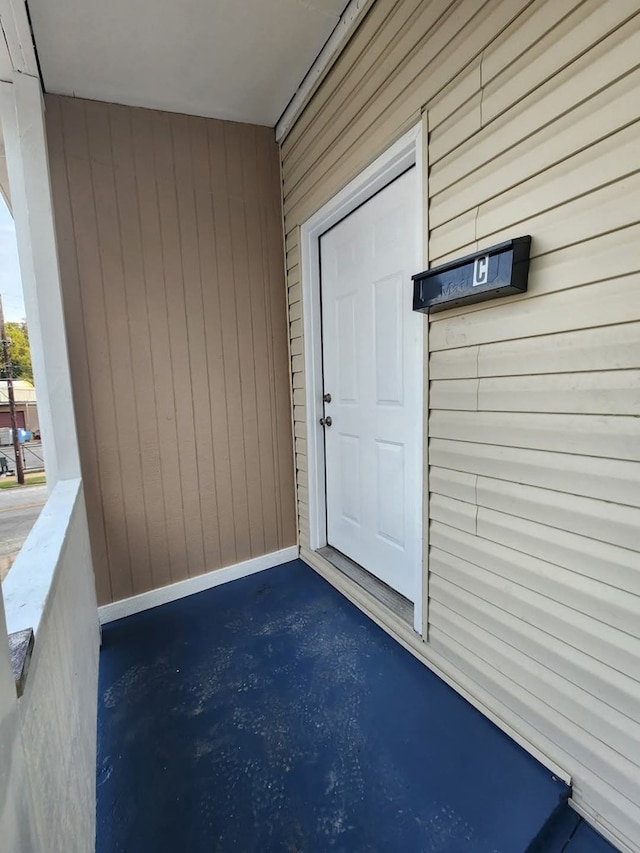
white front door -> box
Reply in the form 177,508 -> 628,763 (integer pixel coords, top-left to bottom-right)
320,169 -> 422,602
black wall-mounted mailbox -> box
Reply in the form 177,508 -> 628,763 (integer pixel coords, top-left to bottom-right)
412,236 -> 531,313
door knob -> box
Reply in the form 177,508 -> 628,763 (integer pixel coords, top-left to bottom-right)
323,392 -> 332,403
319,416 -> 333,427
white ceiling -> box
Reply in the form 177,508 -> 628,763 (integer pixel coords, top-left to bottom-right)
27,0 -> 349,126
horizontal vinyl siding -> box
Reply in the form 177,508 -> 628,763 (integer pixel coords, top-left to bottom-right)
427,5 -> 640,850
281,1 -> 640,850
47,95 -> 296,605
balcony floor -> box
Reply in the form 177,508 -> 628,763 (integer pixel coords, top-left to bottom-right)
97,559 -> 611,852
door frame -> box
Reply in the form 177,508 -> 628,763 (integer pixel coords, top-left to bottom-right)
300,123 -> 425,634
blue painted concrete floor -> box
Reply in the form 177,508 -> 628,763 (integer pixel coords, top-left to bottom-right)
97,559 -> 616,852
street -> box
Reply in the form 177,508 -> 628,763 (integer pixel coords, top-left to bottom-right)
0,440 -> 45,471
0,483 -> 47,582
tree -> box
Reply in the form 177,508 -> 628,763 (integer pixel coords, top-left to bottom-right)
3,321 -> 33,383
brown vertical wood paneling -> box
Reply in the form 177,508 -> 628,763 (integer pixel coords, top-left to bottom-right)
226,122 -> 263,557
182,115 -> 223,573
153,110 -> 204,581
131,106 -> 186,588
46,95 -> 296,605
86,100 -> 151,598
209,120 -> 251,561
109,103 -> 171,594
45,97 -> 112,604
244,127 -> 279,556
169,112 -> 209,579
60,97 -> 134,603
191,118 -> 235,568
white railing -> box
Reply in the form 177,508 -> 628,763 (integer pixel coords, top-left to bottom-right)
3,478 -> 84,634
1,478 -> 100,853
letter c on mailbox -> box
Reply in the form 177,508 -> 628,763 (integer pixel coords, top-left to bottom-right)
473,255 -> 489,286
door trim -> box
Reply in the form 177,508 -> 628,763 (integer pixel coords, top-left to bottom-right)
300,123 -> 424,634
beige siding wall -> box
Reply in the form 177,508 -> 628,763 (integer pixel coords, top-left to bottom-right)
46,95 -> 296,605
281,2 -> 640,850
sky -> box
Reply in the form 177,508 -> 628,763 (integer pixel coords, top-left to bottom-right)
0,192 -> 26,322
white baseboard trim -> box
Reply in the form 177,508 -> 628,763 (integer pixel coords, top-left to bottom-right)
98,546 -> 299,624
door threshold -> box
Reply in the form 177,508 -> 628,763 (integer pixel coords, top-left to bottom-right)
317,545 -> 414,627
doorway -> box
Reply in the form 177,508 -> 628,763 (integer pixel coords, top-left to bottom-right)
300,125 -> 424,633
319,168 -> 422,604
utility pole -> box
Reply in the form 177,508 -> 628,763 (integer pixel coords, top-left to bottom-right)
0,294 -> 25,485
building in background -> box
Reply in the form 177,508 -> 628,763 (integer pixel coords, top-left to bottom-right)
0,378 -> 38,436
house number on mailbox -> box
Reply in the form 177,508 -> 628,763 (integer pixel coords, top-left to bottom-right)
473,255 -> 489,286
411,236 -> 531,313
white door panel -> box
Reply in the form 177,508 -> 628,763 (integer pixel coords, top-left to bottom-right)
320,169 -> 422,602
